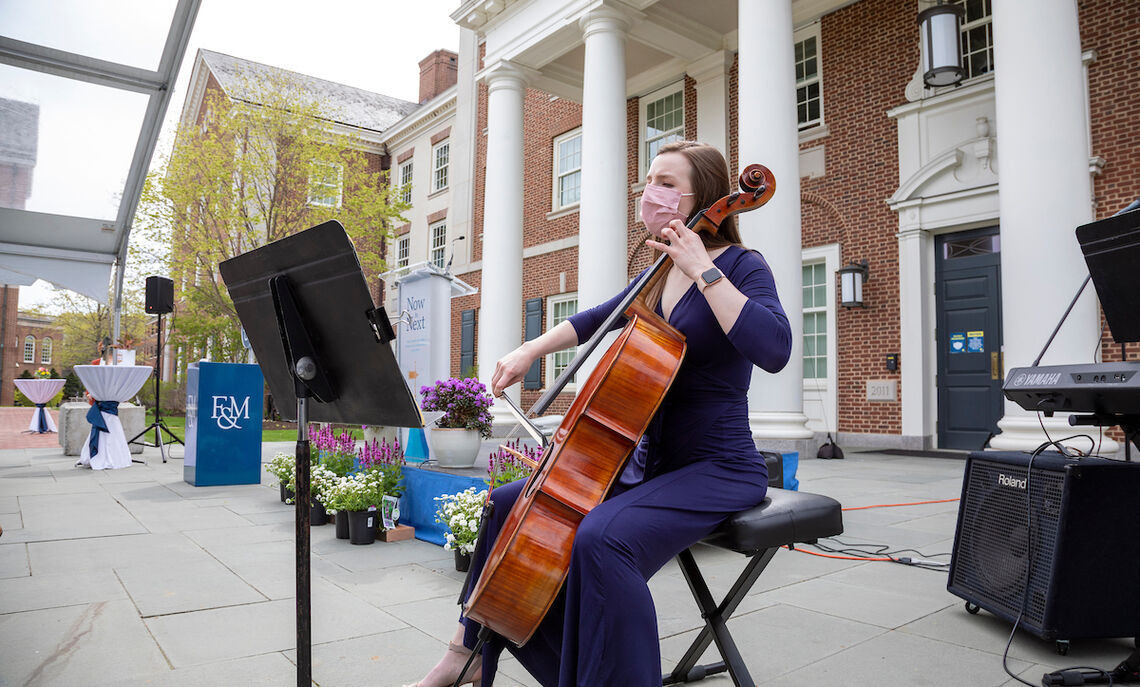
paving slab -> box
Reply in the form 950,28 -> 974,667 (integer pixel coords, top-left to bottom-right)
145,578 -> 407,667
128,502 -> 255,533
116,557 -> 268,617
0,599 -> 170,686
0,541 -> 30,579
90,652 -> 297,687
28,532 -> 214,574
0,567 -> 128,614
659,602 -> 887,682
738,570 -> 959,629
759,626 -> 1034,686
324,563 -> 466,609
9,490 -> 148,542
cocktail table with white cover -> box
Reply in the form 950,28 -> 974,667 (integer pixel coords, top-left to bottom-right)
74,365 -> 152,470
13,378 -> 66,433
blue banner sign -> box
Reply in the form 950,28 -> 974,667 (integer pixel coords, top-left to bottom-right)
185,361 -> 264,486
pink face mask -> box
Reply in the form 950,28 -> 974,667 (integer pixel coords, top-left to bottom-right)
640,183 -> 694,235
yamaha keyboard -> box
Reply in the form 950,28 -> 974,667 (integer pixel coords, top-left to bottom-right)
1003,362 -> 1140,415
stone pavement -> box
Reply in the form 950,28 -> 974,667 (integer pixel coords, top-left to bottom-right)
0,436 -> 1135,686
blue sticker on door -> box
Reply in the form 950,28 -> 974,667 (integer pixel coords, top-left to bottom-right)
949,332 -> 966,354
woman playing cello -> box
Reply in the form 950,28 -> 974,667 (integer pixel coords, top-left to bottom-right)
404,140 -> 791,687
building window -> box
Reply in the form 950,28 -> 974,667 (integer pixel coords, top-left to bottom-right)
24,336 -> 35,363
432,141 -> 450,192
953,0 -> 993,80
396,235 -> 410,268
641,83 -> 684,172
794,26 -> 822,130
399,159 -> 413,205
308,161 -> 343,208
546,293 -> 578,386
553,129 -> 582,210
802,262 -> 827,379
41,337 -> 52,364
430,221 -> 447,269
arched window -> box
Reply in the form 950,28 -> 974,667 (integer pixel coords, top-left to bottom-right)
41,337 -> 52,364
23,335 -> 35,363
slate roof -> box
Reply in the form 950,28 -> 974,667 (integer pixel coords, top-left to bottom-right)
200,49 -> 418,133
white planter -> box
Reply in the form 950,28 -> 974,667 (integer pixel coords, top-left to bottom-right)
427,427 -> 482,468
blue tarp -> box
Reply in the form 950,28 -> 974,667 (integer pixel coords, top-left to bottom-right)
400,466 -> 489,546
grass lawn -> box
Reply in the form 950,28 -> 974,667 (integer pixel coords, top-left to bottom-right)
143,411 -> 365,443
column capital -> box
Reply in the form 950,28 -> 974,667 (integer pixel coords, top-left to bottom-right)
481,60 -> 532,93
578,4 -> 636,38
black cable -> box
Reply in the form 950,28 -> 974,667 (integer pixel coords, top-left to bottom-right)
806,537 -> 952,571
1000,442 -> 1047,687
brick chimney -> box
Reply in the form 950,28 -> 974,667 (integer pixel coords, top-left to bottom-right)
419,49 -> 458,104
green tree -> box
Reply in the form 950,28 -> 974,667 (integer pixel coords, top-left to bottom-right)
51,289 -> 147,370
134,73 -> 407,364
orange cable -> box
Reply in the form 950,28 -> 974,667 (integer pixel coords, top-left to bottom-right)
783,545 -> 891,562
842,497 -> 959,511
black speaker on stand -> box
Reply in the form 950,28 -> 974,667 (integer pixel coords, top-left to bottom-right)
129,276 -> 183,462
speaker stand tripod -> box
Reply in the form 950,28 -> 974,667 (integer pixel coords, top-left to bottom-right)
129,312 -> 183,463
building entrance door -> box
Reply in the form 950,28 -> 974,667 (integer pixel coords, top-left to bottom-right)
935,227 -> 1003,450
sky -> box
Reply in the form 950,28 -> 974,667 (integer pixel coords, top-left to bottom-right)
0,0 -> 462,311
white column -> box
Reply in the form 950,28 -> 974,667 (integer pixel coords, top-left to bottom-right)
988,0 -> 1114,452
575,7 -> 632,380
898,226 -> 934,447
690,50 -> 733,155
738,0 -> 811,444
477,62 -> 527,418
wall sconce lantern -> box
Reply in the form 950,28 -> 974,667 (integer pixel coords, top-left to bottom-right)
838,260 -> 869,308
918,1 -> 965,88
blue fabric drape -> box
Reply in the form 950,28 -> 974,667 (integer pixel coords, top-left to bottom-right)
35,403 -> 48,433
86,400 -> 119,457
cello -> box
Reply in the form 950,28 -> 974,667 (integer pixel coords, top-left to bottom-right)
463,164 -> 777,646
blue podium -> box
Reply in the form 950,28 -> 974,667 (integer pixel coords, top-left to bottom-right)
184,362 -> 264,486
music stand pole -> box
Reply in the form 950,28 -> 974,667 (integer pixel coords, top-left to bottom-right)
294,387 -> 312,686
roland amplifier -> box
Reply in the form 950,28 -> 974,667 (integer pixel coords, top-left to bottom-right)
948,450 -> 1140,641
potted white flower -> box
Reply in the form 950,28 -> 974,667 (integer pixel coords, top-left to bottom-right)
435,486 -> 488,571
267,452 -> 296,502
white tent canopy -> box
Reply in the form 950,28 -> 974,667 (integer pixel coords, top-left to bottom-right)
0,0 -> 199,336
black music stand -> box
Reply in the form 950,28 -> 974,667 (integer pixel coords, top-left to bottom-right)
219,220 -> 422,687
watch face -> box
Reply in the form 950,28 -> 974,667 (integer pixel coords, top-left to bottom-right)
701,267 -> 723,285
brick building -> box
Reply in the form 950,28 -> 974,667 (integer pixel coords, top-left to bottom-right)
396,0 -> 1139,455
1,307 -> 62,405
168,49 -> 424,379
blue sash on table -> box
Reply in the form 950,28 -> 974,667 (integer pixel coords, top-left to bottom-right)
35,403 -> 48,433
86,401 -> 119,457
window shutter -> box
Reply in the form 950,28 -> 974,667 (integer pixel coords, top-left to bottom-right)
460,309 -> 476,378
523,298 -> 543,390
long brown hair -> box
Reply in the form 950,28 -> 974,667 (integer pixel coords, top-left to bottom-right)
644,141 -> 741,309
656,140 -> 742,248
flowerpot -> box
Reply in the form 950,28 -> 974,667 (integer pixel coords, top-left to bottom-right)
454,549 -> 472,572
335,512 -> 349,539
281,484 -> 294,503
428,428 -> 482,468
347,509 -> 377,545
310,499 -> 329,526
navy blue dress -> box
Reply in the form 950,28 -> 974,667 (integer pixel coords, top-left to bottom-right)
462,244 -> 792,686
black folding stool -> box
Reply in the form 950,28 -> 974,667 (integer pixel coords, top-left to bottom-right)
662,488 -> 844,686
